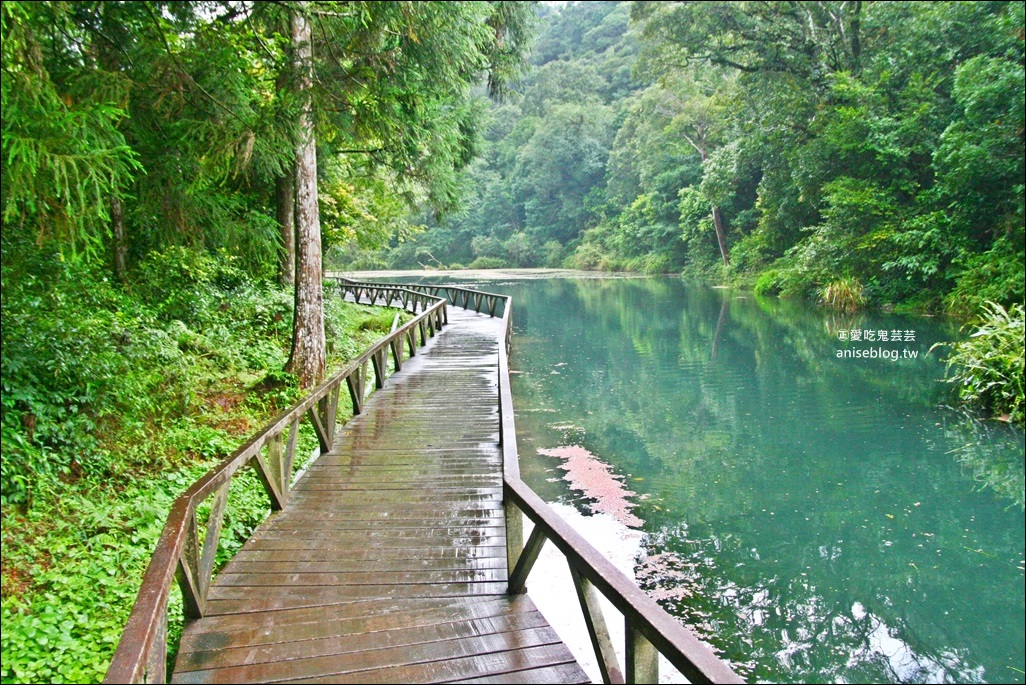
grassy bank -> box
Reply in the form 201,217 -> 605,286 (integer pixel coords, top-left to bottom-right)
1,248 -> 402,683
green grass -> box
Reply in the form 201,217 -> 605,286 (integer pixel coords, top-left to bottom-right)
1,248 -> 408,683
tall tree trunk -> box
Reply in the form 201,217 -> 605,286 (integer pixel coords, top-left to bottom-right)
285,4 -> 325,389
111,195 -> 128,282
276,168 -> 296,288
682,131 -> 730,267
711,205 -> 730,267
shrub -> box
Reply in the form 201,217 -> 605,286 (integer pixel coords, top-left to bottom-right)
565,243 -> 605,270
540,241 -> 565,268
946,235 -> 1026,318
468,256 -> 509,269
0,259 -> 185,504
753,269 -> 783,296
940,302 -> 1025,425
821,277 -> 867,312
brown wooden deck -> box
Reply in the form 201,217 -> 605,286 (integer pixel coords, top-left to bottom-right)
170,307 -> 590,684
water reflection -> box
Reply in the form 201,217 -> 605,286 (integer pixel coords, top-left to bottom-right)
501,277 -> 1025,684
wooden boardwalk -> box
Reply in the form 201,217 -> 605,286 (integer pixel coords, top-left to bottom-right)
171,307 -> 590,684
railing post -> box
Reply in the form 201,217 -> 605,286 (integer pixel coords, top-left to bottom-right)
144,610 -> 168,684
626,622 -> 658,684
503,495 -> 524,584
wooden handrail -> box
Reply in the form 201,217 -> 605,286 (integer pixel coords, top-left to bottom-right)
488,280 -> 740,684
333,273 -> 743,683
107,274 -> 743,684
326,273 -> 509,320
104,284 -> 446,684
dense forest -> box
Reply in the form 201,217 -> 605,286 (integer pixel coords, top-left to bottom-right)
1,2 -> 1023,682
339,0 -> 1024,426
342,2 -> 1024,316
1,2 -> 531,681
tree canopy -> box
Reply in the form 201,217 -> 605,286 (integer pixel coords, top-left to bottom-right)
344,1 -> 1024,317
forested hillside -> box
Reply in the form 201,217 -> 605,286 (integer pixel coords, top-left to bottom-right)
1,2 -> 1023,682
342,1 -> 1024,317
1,3 -> 530,681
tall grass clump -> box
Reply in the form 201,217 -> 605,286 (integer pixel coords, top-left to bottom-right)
820,277 -> 866,312
940,302 -> 1025,425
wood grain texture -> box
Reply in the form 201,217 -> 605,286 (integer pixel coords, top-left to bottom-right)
171,308 -> 589,684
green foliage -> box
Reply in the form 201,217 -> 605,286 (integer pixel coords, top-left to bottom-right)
947,235 -> 1026,317
1,253 -> 186,504
1,2 -> 141,261
540,240 -> 566,268
1,243 -> 405,681
820,277 -> 867,313
940,302 -> 1026,425
2,477 -> 182,683
468,256 -> 510,270
753,269 -> 784,296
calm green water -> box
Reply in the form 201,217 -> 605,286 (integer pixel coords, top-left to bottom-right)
364,272 -> 1024,682
486,277 -> 1024,684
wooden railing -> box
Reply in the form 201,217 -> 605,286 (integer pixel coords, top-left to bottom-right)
104,285 -> 446,684
333,274 -> 743,684
327,273 -> 509,320
107,273 -> 742,684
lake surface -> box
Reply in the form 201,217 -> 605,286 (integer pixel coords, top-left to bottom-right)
365,273 -> 1026,683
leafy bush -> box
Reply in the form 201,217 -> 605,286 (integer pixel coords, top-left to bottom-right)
753,269 -> 784,296
565,242 -> 606,270
133,247 -> 251,327
940,302 -> 1025,425
0,246 -> 312,505
946,235 -> 1026,318
1,258 -> 186,504
468,256 -> 509,269
540,241 -> 565,268
1,248 -> 409,683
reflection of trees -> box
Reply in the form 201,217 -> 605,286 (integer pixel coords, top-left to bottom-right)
943,414 -> 1025,510
509,277 -> 1025,684
637,523 -> 1000,683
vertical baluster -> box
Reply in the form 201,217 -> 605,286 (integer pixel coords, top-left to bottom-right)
255,432 -> 287,510
504,497 -> 524,583
372,347 -> 388,388
407,329 -> 417,357
346,366 -> 364,415
309,383 -> 339,452
390,337 -> 403,372
177,513 -> 204,620
507,523 -> 545,593
197,484 -> 230,599
625,622 -> 658,684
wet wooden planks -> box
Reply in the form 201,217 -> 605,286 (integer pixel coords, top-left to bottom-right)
172,308 -> 589,684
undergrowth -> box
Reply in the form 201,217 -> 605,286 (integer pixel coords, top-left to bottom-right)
1,246 -> 406,683
938,301 -> 1026,426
